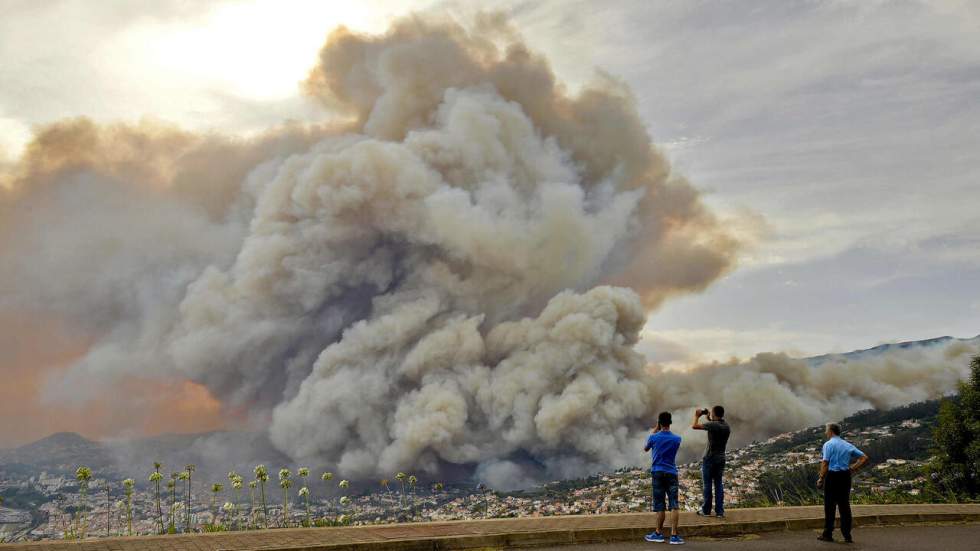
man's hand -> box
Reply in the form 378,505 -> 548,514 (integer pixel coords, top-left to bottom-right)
817,459 -> 829,490
850,454 -> 869,475
650,425 -> 661,433
692,409 -> 706,430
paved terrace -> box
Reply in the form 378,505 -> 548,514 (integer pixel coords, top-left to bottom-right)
2,504 -> 978,551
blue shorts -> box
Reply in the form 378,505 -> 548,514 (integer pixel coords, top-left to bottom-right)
652,471 -> 679,512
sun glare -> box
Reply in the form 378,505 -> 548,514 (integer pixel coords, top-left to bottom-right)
120,1 -> 396,102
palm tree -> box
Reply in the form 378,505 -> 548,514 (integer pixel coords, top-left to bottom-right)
168,472 -> 179,533
320,471 -> 333,489
104,480 -> 111,537
74,466 -> 92,539
298,487 -> 311,527
476,483 -> 489,519
123,479 -> 135,536
432,482 -> 444,520
247,480 -> 258,530
150,462 -> 164,533
210,483 -> 223,526
183,464 -> 196,532
278,469 -> 292,528
221,502 -> 235,529
222,501 -> 238,529
338,479 -> 351,523
150,463 -> 163,534
339,496 -> 351,525
254,465 -> 269,528
380,479 -> 391,519
297,468 -> 309,526
395,472 -> 407,511
228,472 -> 243,531
320,472 -> 333,524
177,471 -> 189,531
408,475 -> 418,520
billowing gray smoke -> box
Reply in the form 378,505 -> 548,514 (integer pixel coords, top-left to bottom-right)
170,13 -> 720,482
656,337 -> 978,468
0,13 -> 973,488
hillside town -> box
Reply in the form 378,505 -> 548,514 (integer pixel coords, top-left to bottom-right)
0,409 -> 936,543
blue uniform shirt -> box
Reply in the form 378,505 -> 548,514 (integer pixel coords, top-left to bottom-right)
646,430 -> 682,475
822,435 -> 865,472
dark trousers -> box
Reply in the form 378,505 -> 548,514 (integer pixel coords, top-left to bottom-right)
822,470 -> 852,539
701,455 -> 725,515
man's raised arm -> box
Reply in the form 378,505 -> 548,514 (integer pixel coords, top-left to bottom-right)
644,425 -> 659,451
692,409 -> 706,430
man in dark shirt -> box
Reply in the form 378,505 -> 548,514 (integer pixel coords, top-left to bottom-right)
692,405 -> 731,517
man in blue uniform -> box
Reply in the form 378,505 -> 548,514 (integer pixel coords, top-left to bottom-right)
816,422 -> 869,543
643,411 -> 684,545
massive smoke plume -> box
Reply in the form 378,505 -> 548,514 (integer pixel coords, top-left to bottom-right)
0,13 -> 974,487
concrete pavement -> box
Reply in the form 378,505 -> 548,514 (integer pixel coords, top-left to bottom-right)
534,523 -> 980,550
1,504 -> 978,551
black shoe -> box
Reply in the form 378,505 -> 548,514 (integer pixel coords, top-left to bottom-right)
844,536 -> 854,544
715,513 -> 725,519
816,535 -> 834,543
696,510 -> 710,517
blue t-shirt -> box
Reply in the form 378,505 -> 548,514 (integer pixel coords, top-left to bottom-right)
822,436 -> 865,472
646,430 -> 682,475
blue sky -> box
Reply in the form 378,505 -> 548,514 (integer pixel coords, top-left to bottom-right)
2,0 -> 977,366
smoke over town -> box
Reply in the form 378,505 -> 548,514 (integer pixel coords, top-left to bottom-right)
656,337 -> 978,468
0,13 -> 974,487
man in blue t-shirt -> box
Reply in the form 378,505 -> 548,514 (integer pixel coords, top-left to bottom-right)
816,422 -> 869,543
643,411 -> 684,545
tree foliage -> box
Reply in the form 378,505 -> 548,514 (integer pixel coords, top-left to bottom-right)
930,354 -> 980,498
755,464 -> 822,506
843,399 -> 942,430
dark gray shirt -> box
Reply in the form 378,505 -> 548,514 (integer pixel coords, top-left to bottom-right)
703,420 -> 730,458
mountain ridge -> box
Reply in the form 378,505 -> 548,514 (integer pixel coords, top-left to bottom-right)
805,334 -> 979,365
